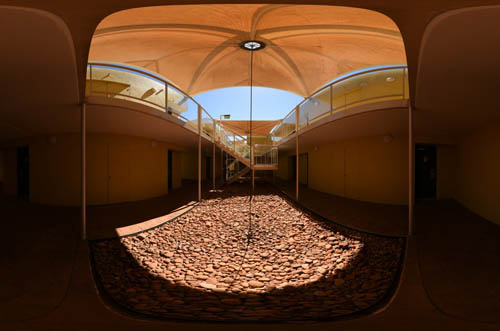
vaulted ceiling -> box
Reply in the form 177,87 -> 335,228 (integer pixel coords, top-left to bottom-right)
89,4 -> 406,97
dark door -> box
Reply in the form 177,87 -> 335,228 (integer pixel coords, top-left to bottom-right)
17,146 -> 29,200
415,144 -> 437,199
206,157 -> 212,180
168,150 -> 173,190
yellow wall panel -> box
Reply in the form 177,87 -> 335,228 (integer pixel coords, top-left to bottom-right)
280,134 -> 408,205
456,123 -> 500,224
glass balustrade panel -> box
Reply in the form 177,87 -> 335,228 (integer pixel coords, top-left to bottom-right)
299,87 -> 331,129
340,68 -> 405,111
87,65 -> 166,110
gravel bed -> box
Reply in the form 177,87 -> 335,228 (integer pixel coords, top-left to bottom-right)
90,185 -> 404,322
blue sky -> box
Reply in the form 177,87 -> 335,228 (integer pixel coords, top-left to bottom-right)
193,86 -> 303,121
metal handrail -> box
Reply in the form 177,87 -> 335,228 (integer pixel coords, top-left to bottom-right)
87,61 -> 407,162
269,65 -> 408,139
88,61 -> 214,119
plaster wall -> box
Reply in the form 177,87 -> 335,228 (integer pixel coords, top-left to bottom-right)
279,134 -> 409,205
456,123 -> 500,224
1,133 -> 184,206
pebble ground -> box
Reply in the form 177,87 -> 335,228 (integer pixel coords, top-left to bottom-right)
91,185 -> 404,321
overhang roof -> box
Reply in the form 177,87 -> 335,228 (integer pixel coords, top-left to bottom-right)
89,4 -> 406,97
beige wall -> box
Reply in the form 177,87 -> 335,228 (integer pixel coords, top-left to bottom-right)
30,135 -> 81,205
181,148 -> 222,182
172,151 -> 182,189
279,134 -> 409,205
455,123 -> 500,224
1,133 -> 185,206
87,133 -> 180,205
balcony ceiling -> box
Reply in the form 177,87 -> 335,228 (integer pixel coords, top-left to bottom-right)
89,4 -> 406,97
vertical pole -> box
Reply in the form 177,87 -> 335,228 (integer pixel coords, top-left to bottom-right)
295,106 -> 299,201
198,105 -> 202,201
409,102 -> 415,236
89,65 -> 93,95
212,122 -> 216,190
81,102 -> 86,240
252,144 -> 255,193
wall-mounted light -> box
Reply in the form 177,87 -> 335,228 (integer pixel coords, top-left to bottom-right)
48,136 -> 57,144
151,140 -> 157,148
385,76 -> 395,82
359,81 -> 368,88
383,134 -> 394,143
314,146 -> 318,152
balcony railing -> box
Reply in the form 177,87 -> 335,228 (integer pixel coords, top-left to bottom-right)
86,62 -> 216,140
86,62 -> 408,169
270,65 -> 409,143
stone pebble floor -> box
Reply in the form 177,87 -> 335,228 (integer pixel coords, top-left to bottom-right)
91,186 -> 404,322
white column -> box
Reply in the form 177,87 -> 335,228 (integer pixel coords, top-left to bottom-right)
81,102 -> 87,240
198,105 -> 202,201
408,102 -> 415,236
296,106 -> 299,201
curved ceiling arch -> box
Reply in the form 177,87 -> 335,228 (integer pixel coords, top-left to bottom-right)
89,4 -> 407,97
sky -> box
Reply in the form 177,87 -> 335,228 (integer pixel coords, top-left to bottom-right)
193,86 -> 303,121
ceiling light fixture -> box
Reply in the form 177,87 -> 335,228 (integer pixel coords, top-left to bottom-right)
240,40 -> 266,51
385,76 -> 395,82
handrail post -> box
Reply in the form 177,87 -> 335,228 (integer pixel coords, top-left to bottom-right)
165,82 -> 169,112
402,67 -> 406,99
295,106 -> 299,201
81,102 -> 86,240
409,102 -> 415,236
198,105 -> 202,201
89,65 -> 93,96
330,84 -> 333,116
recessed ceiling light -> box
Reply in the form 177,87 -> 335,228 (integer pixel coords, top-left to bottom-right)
385,76 -> 395,82
240,40 -> 266,51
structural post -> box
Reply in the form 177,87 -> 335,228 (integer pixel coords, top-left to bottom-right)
251,144 -> 255,193
81,102 -> 87,240
408,102 -> 415,236
295,106 -> 299,201
198,105 -> 202,201
212,122 -> 216,190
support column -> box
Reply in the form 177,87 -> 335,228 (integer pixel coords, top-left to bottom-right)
408,102 -> 415,236
295,106 -> 299,201
198,105 -> 202,201
81,102 -> 87,240
251,144 -> 255,193
212,122 -> 216,190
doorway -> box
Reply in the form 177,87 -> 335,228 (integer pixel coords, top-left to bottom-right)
17,146 -> 29,201
206,157 -> 212,180
415,144 -> 437,199
168,150 -> 173,190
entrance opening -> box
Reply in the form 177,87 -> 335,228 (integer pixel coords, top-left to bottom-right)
206,156 -> 212,180
17,146 -> 29,201
415,144 -> 437,199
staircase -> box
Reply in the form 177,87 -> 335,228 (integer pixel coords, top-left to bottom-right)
215,123 -> 278,184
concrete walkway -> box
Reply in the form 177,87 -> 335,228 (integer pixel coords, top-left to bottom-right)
1,184 -> 499,330
274,180 -> 408,236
